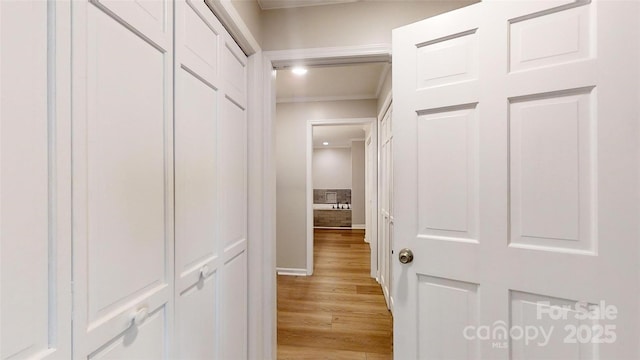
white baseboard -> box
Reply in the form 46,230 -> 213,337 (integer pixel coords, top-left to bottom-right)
352,224 -> 365,230
276,267 -> 308,276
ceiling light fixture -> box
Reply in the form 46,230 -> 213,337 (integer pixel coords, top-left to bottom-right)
323,142 -> 329,146
291,67 -> 308,76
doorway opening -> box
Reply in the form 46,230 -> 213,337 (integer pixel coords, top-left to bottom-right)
307,119 -> 376,276
272,59 -> 392,357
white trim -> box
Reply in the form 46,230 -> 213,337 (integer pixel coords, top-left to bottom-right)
262,57 -> 277,360
204,0 -> 260,55
306,122 -> 314,276
258,0 -> 358,11
247,52 -> 269,360
365,130 -> 379,281
276,267 -> 309,276
310,117 -> 375,126
312,138 -> 366,149
277,93 -> 378,104
313,145 -> 351,149
378,91 -> 393,120
352,224 -> 366,230
375,63 -> 391,98
267,44 -> 391,68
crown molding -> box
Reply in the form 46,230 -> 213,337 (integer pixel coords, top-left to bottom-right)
277,93 -> 377,104
257,0 -> 358,10
266,44 -> 391,68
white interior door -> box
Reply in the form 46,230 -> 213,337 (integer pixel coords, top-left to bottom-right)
393,1 -> 640,359
174,0 -> 249,358
366,135 -> 378,278
379,104 -> 393,310
71,1 -> 175,358
1,2 -> 72,359
217,19 -> 249,360
174,0 -> 220,358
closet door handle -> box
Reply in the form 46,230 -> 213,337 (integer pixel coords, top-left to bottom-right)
200,265 -> 211,278
130,306 -> 149,327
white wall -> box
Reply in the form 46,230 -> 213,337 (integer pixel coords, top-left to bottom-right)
276,99 -> 376,270
260,1 -> 477,51
351,140 -> 366,226
230,0 -> 263,46
313,147 -> 352,189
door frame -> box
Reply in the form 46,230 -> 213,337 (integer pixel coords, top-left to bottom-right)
306,117 -> 377,276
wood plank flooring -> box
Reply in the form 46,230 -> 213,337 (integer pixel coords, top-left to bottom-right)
277,229 -> 393,359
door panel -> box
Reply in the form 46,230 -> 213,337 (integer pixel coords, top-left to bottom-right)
379,105 -> 393,310
175,0 -> 248,358
0,1 -> 72,359
222,45 -> 247,109
509,90 -> 594,253
219,98 -> 247,250
176,274 -> 217,359
87,10 -> 166,317
393,1 -> 640,359
88,309 -> 166,360
174,0 -> 221,357
509,5 -> 591,73
221,250 -> 248,360
175,66 -> 218,284
219,94 -> 248,360
417,276 -> 479,359
180,0 -> 219,84
417,105 -> 478,242
96,0 -> 167,47
72,0 -> 174,357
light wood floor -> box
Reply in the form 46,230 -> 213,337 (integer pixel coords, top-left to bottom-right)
277,229 -> 393,359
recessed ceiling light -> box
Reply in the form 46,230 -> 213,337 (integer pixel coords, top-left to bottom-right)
323,141 -> 329,146
292,67 -> 308,76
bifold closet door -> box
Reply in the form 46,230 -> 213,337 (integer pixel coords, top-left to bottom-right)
174,0 -> 249,358
71,1 -> 174,358
1,2 -> 72,359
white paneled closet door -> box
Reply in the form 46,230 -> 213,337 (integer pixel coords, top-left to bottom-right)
1,1 -> 72,359
174,0 -> 248,358
71,1 -> 175,358
217,21 -> 249,360
379,104 -> 393,310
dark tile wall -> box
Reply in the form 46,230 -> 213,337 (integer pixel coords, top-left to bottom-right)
313,189 -> 351,204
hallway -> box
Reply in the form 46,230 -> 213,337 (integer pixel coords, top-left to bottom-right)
277,229 -> 393,359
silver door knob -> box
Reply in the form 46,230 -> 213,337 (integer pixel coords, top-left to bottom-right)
398,248 -> 414,264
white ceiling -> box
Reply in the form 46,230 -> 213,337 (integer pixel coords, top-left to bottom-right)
313,125 -> 366,148
257,0 -> 358,10
276,62 -> 389,103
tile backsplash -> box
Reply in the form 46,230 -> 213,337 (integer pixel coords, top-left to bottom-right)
314,189 -> 351,204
